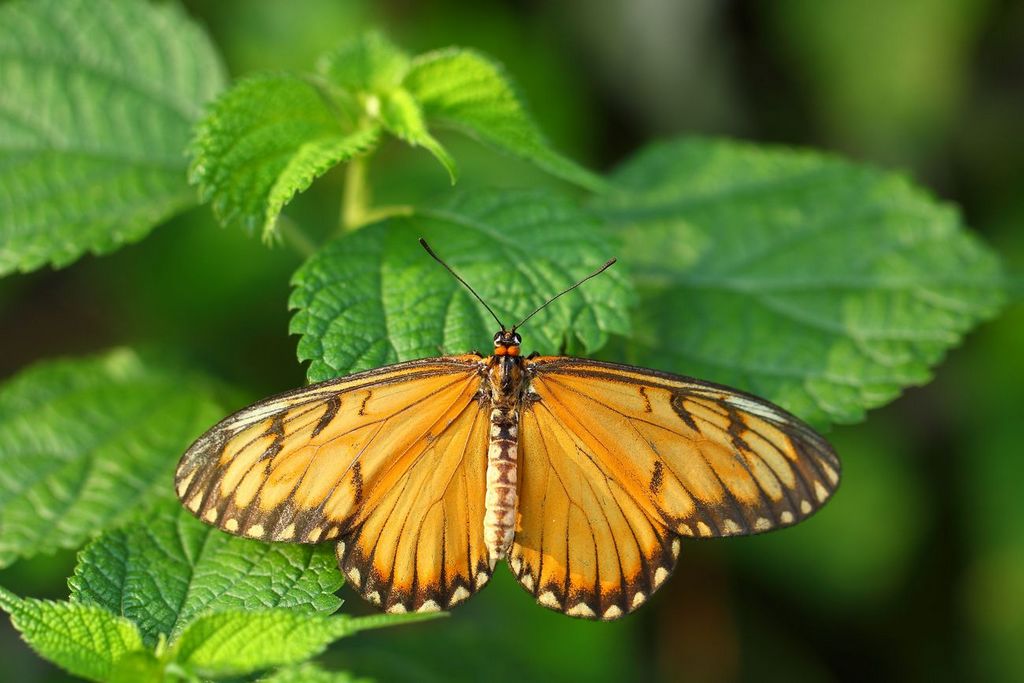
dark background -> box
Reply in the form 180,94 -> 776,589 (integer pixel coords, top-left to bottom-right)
2,1 -> 1022,681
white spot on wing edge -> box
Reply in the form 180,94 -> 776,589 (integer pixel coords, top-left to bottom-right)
245,523 -> 264,538
521,573 -> 535,592
225,518 -> 239,532
475,571 -> 490,588
448,586 -> 470,607
566,602 -> 596,618
346,567 -> 361,586
800,499 -> 812,514
387,603 -> 408,614
277,523 -> 296,541
671,538 -> 681,559
367,591 -> 381,605
510,556 -> 522,575
603,605 -> 623,619
176,472 -> 195,497
654,567 -> 669,588
814,480 -> 829,502
186,493 -> 203,513
697,521 -> 712,537
754,517 -> 772,532
722,518 -> 742,534
418,599 -> 441,613
631,592 -> 646,608
203,508 -> 218,523
780,511 -> 795,524
538,591 -> 560,609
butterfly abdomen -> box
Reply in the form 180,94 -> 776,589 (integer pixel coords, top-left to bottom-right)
484,405 -> 518,567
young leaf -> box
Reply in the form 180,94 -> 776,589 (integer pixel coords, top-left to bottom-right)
0,586 -> 144,683
69,502 -> 343,647
190,73 -> 379,240
402,48 -> 607,192
289,189 -> 633,382
0,0 -> 226,276
317,31 -> 411,93
171,609 -> 441,678
0,349 -> 226,568
317,34 -> 456,183
594,137 -> 1006,425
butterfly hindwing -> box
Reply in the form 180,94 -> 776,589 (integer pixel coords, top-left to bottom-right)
511,357 -> 840,619
511,401 -> 679,620
337,393 -> 492,613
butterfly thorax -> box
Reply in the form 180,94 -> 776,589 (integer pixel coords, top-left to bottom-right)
482,332 -> 526,567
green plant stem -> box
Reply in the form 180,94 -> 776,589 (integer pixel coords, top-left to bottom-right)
341,154 -> 371,232
363,205 -> 414,223
277,218 -> 317,258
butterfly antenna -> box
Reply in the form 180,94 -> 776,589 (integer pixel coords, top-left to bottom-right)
512,258 -> 617,331
419,238 -> 506,330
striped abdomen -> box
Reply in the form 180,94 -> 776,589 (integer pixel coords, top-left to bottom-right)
484,405 -> 518,566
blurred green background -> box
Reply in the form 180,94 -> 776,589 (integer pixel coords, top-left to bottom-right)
1,0 -> 1022,681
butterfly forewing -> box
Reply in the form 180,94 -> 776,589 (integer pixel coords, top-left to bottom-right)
509,357 -> 840,619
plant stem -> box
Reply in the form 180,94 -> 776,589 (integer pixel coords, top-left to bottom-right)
277,217 -> 317,258
341,154 -> 370,232
363,205 -> 414,223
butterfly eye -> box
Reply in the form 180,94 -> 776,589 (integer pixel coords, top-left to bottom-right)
493,333 -> 503,344
512,333 -> 522,345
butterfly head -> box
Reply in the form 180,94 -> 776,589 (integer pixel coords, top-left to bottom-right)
493,330 -> 522,357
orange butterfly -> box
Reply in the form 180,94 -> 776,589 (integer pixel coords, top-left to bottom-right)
175,240 -> 840,620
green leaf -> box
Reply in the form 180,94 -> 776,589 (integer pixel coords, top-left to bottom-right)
0,0 -> 226,276
402,48 -> 606,192
172,609 -> 440,678
69,501 -> 343,647
289,189 -> 633,382
171,610 -> 350,677
317,32 -> 411,93
0,349 -> 226,568
262,663 -> 373,683
190,73 -> 380,240
594,137 -> 1005,425
0,586 -> 144,683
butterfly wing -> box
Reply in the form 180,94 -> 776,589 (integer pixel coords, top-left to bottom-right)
175,355 -> 492,612
337,393 -> 493,613
510,357 -> 840,619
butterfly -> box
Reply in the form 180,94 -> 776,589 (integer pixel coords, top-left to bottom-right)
175,240 -> 840,620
